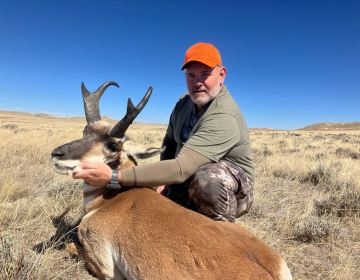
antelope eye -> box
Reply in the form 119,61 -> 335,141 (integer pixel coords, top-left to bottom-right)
107,142 -> 119,152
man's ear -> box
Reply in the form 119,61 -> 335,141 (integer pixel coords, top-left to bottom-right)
220,66 -> 227,77
220,66 -> 227,84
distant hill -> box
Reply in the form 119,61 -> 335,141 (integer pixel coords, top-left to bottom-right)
0,110 -> 163,127
1,110 -> 359,132
298,122 -> 360,131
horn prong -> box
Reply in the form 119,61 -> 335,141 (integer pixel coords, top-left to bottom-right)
110,86 -> 153,138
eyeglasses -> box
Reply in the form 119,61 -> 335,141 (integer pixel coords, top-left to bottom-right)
183,115 -> 197,141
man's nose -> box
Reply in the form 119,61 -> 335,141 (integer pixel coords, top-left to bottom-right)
195,76 -> 204,84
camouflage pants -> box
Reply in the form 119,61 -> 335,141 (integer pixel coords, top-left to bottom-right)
164,160 -> 253,222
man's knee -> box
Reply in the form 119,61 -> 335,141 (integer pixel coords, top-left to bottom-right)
189,163 -> 238,222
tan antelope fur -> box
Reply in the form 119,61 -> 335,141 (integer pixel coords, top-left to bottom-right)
50,81 -> 292,280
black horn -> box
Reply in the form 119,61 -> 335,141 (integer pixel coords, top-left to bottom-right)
110,86 -> 153,138
82,81 -> 120,124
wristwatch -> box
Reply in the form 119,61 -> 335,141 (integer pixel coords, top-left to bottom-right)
106,169 -> 122,189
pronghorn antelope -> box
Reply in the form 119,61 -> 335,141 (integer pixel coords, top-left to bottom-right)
50,81 -> 292,280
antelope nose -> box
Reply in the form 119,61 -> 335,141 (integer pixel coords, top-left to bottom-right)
51,151 -> 64,159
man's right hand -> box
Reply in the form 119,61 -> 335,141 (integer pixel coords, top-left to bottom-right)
156,185 -> 169,196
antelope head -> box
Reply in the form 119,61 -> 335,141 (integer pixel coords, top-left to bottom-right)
50,81 -> 164,176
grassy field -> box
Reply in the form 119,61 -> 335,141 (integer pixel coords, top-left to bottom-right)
0,110 -> 359,279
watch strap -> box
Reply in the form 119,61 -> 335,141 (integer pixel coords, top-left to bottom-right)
106,169 -> 122,190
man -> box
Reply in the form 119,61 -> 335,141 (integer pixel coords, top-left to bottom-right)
74,42 -> 255,222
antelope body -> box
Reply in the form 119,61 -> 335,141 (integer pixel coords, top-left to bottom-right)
50,81 -> 292,280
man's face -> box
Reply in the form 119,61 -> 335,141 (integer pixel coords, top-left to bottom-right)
185,62 -> 226,110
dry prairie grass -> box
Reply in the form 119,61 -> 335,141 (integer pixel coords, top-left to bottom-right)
0,111 -> 359,279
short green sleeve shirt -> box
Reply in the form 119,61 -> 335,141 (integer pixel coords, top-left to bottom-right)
166,86 -> 255,184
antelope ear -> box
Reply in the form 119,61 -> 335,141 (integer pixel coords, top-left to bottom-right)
123,141 -> 165,159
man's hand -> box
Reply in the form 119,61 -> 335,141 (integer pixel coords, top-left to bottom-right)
156,185 -> 166,194
156,185 -> 170,196
73,162 -> 113,187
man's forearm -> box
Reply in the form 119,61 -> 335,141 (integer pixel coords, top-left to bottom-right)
121,147 -> 211,187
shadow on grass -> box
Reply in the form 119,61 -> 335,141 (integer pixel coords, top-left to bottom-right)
32,208 -> 82,253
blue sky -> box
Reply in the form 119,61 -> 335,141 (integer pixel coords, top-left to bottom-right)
0,1 -> 359,130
